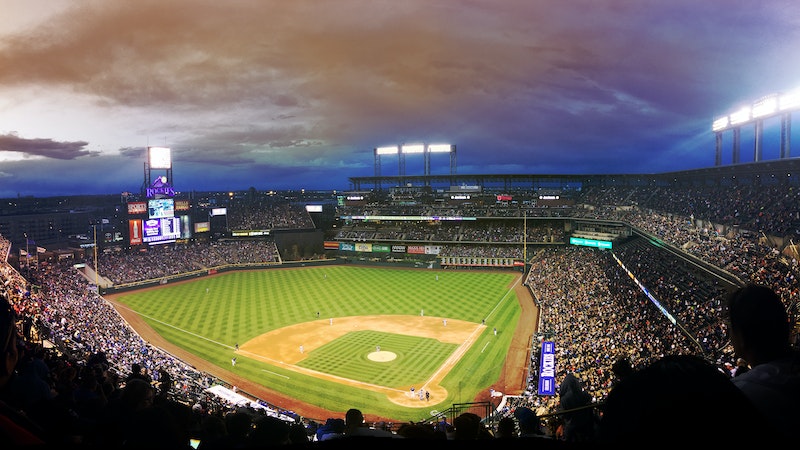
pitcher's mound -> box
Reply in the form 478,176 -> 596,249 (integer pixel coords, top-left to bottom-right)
367,351 -> 397,362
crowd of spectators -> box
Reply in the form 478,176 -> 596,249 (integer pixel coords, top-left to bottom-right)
335,219 -> 566,248
227,202 -> 315,231
2,177 -> 800,446
90,240 -> 280,285
1,235 -> 304,447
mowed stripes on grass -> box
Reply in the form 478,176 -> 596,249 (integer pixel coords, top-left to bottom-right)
111,265 -> 522,421
297,330 -> 457,386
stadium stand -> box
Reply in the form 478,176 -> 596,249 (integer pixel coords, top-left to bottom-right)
1,176 -> 799,447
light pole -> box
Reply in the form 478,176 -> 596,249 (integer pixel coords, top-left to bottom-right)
93,225 -> 99,289
24,232 -> 30,274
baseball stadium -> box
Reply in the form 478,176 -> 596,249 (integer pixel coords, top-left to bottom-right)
2,135 -> 800,446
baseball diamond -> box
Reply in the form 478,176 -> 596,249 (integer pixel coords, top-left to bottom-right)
106,266 -> 538,424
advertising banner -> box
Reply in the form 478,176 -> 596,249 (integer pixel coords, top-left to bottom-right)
127,201 -> 147,215
424,245 -> 441,255
175,199 -> 190,211
538,340 -> 557,396
355,243 -> 373,252
407,245 -> 425,254
129,219 -> 143,245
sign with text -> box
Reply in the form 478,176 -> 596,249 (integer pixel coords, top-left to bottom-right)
538,340 -> 556,396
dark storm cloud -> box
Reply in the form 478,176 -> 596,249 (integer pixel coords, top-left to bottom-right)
0,0 -> 798,197
0,133 -> 97,160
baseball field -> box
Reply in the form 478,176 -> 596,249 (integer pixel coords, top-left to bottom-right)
106,265 -> 537,423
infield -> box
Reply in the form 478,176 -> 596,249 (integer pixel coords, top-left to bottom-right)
107,265 -> 534,422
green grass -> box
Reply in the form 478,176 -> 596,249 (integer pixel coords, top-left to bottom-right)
112,265 -> 522,422
298,330 -> 458,386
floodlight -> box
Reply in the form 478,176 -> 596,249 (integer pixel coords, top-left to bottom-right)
729,107 -> 751,125
428,144 -> 453,153
375,146 -> 399,155
712,116 -> 729,132
148,146 -> 171,169
779,88 -> 800,111
752,94 -> 778,118
401,144 -> 424,154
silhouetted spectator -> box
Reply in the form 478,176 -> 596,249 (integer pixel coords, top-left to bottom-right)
557,372 -> 598,442
513,406 -> 545,437
494,416 -> 517,439
726,283 -> 800,440
342,408 -> 399,439
317,417 -> 345,441
452,412 -> 492,440
125,362 -> 151,384
248,415 -> 291,447
599,354 -> 773,444
288,421 -> 310,444
0,293 -> 47,446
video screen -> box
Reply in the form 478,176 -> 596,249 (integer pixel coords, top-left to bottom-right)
142,217 -> 181,243
148,198 -> 175,219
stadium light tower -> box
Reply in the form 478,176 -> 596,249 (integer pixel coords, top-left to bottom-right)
372,142 -> 457,188
374,146 -> 399,190
427,143 -> 457,177
401,143 -> 424,180
713,86 -> 799,165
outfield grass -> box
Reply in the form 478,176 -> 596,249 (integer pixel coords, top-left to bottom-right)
113,265 -> 522,422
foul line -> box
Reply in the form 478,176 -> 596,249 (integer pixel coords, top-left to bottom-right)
106,298 -> 233,350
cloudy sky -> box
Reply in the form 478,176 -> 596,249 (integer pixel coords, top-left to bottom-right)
1,0 -> 799,198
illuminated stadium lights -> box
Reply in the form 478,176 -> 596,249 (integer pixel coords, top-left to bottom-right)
375,146 -> 399,155
713,87 -> 800,166
714,86 -> 800,131
752,95 -> 778,118
780,89 -> 800,111
712,116 -> 729,132
427,144 -> 453,153
372,141 -> 457,184
148,146 -> 171,169
401,144 -> 425,154
729,106 -> 751,125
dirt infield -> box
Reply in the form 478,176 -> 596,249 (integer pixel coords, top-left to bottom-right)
108,272 -> 538,423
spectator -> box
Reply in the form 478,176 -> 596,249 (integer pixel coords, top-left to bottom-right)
248,415 -> 291,447
452,412 -> 493,440
598,354 -> 772,444
342,408 -> 399,439
513,406 -> 544,438
494,416 -> 517,439
288,422 -> 310,444
316,417 -> 345,441
726,283 -> 800,440
0,293 -> 47,446
732,357 -> 750,377
557,373 -> 598,442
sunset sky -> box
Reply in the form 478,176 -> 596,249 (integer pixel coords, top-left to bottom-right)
1,0 -> 799,197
